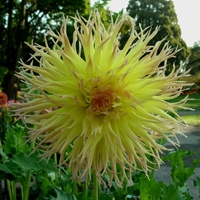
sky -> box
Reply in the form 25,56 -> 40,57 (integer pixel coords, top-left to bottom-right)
91,0 -> 200,47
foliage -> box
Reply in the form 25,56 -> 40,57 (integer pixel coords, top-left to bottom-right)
194,177 -> 200,199
186,41 -> 200,75
121,0 -> 190,73
179,72 -> 200,90
92,0 -> 111,27
0,67 -> 8,86
3,126 -> 29,157
192,72 -> 200,88
0,106 -> 12,141
0,0 -> 90,99
1,108 -> 200,200
163,150 -> 200,187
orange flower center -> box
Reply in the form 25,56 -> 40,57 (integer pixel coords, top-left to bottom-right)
90,87 -> 116,115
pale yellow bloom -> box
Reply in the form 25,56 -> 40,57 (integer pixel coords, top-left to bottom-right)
14,11 -> 190,186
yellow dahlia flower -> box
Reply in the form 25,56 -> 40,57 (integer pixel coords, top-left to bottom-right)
14,11 -> 190,186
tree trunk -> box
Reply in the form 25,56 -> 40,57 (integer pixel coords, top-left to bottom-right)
2,0 -> 27,100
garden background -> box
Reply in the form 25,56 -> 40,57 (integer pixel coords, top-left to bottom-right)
1,0 -> 200,199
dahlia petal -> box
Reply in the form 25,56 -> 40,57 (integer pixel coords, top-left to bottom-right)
12,10 -> 192,187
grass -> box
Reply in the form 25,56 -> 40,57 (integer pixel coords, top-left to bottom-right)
168,93 -> 200,110
173,93 -> 200,126
184,94 -> 200,111
181,115 -> 200,126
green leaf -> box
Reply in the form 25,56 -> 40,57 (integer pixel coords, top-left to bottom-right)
163,149 -> 200,187
139,176 -> 165,200
99,192 -> 115,200
36,172 -> 54,197
0,163 -> 14,177
12,152 -> 57,173
3,124 -> 29,155
0,161 -> 20,180
136,174 -> 192,200
50,186 -> 77,200
162,184 -> 185,200
0,148 -> 8,161
55,173 -> 73,194
194,176 -> 200,198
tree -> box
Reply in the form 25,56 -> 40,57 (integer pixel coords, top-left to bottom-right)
92,0 -> 111,27
186,41 -> 200,75
121,0 -> 190,73
0,0 -> 90,99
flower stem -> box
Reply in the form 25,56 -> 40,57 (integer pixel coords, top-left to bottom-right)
54,153 -> 58,182
22,170 -> 31,200
11,181 -> 16,200
6,180 -> 15,200
93,173 -> 99,200
20,139 -> 35,200
81,181 -> 88,200
73,181 -> 78,196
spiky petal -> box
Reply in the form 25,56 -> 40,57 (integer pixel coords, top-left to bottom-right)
13,11 -> 191,187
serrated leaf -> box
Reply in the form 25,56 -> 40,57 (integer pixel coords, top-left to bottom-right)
0,148 -> 8,161
3,124 -> 29,155
39,173 -> 54,196
0,163 -> 14,176
12,152 -> 57,173
50,186 -> 77,200
99,193 -> 113,200
139,176 -> 165,200
194,176 -> 200,198
179,185 -> 193,200
194,176 -> 200,189
163,150 -> 200,187
0,161 -> 20,180
162,184 -> 186,200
